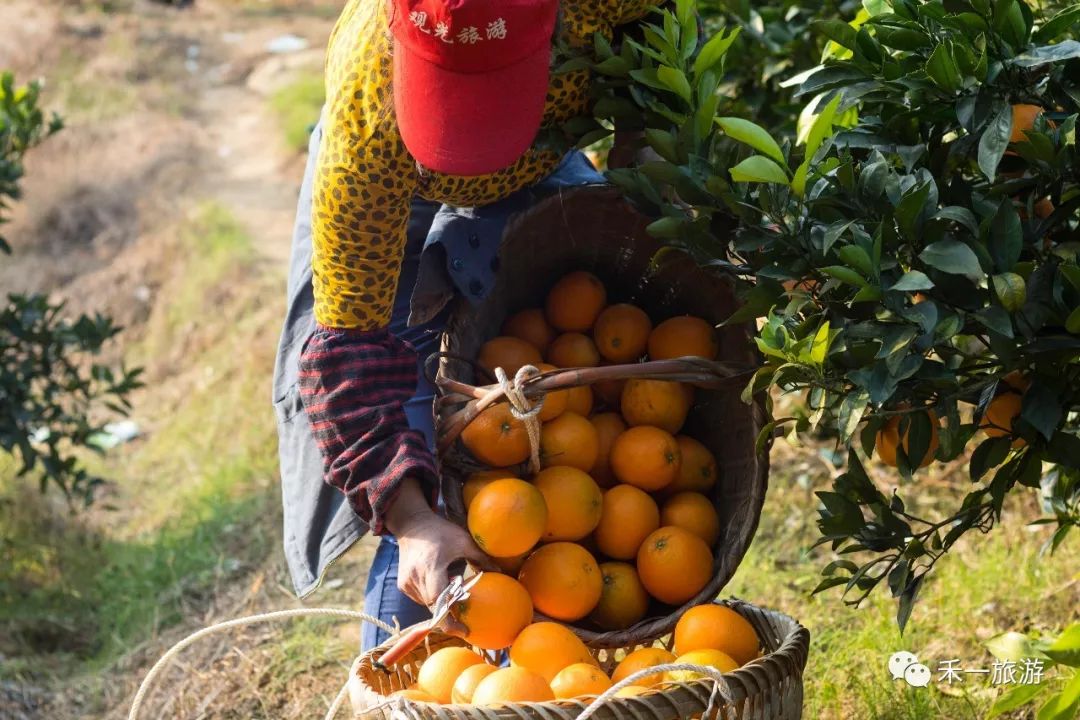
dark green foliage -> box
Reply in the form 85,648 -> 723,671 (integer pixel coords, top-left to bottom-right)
1,72 -> 141,505
584,0 -> 1080,631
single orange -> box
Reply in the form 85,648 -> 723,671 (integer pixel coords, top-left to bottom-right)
636,526 -> 713,606
611,647 -> 677,687
463,470 -> 518,511
503,308 -> 556,355
980,392 -> 1026,448
609,426 -> 681,492
467,478 -> 548,558
416,646 -> 485,703
673,604 -> 760,665
518,542 -> 602,621
546,271 -> 607,332
875,409 -> 940,468
533,466 -> 603,541
461,403 -> 530,468
477,336 -> 543,377
620,379 -> 693,434
471,666 -> 555,704
450,572 -> 534,650
1003,370 -> 1032,392
589,412 -> 627,488
666,649 -> 739,682
660,492 -> 720,546
547,332 -> 601,368
1010,103 -> 1047,143
595,484 -> 660,560
615,685 -> 651,698
535,363 -> 569,422
566,384 -> 594,416
667,436 -> 717,494
451,663 -> 498,703
510,622 -> 597,683
550,663 -> 613,699
540,411 -> 599,472
593,303 -> 652,363
647,316 -> 719,360
589,561 -> 650,631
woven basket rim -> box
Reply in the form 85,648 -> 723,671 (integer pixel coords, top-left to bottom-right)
349,598 -> 810,720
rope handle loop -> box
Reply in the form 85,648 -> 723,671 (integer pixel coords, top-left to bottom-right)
127,608 -> 397,720
494,364 -> 545,474
576,663 -> 734,720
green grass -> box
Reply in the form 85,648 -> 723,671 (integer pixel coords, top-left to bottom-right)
269,73 -> 325,151
725,463 -> 1080,719
0,203 -> 280,679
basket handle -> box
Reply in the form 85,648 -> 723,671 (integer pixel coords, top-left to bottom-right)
433,356 -> 757,454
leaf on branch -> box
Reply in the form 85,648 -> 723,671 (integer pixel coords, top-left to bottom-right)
919,240 -> 984,281
729,155 -> 790,185
716,117 -> 785,165
978,103 -> 1013,181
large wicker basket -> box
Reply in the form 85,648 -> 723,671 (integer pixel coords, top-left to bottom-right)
349,600 -> 809,720
430,186 -> 770,648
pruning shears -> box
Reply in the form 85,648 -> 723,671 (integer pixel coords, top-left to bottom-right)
374,570 -> 484,670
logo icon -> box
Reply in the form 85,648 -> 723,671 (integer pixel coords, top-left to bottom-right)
888,651 -> 919,681
904,663 -> 932,688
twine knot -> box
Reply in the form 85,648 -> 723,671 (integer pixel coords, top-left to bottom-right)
494,364 -> 545,474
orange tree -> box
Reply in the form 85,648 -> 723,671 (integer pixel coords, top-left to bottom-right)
576,0 -> 1080,629
1,73 -> 141,505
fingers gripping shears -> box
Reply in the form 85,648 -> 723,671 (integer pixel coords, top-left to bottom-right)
374,571 -> 484,670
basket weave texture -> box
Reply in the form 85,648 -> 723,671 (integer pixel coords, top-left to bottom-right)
431,186 -> 770,648
349,599 -> 809,720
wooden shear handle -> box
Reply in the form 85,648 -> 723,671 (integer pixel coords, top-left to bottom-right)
375,624 -> 431,670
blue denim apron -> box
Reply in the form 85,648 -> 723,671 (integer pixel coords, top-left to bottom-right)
272,118 -> 603,648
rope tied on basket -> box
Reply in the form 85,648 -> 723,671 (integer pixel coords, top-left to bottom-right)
494,364 -> 545,474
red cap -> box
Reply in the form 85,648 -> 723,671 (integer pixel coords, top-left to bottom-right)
389,0 -> 558,176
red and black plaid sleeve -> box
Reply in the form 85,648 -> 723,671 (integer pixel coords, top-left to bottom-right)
298,326 -> 439,535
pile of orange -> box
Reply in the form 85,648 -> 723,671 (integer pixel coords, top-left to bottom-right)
392,605 -> 761,706
459,270 -> 724,629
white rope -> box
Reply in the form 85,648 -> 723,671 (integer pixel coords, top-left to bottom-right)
495,365 -> 545,474
576,663 -> 733,720
127,608 -> 396,720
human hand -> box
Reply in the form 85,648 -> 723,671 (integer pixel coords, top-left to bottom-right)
394,509 -> 494,634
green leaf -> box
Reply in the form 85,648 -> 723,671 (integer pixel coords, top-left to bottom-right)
986,631 -> 1037,662
992,273 -> 1026,312
989,200 -> 1022,273
1038,676 -> 1080,720
804,94 -> 843,161
839,245 -> 874,277
970,436 -> 1012,481
644,128 -> 679,163
889,271 -> 934,292
987,684 -> 1046,719
814,19 -> 859,51
838,389 -> 870,442
593,56 -> 632,76
716,117 -> 785,165
1045,623 -> 1080,667
1067,307 -> 1080,335
976,306 -> 1014,338
978,103 -> 1013,180
810,321 -> 832,364
919,240 -> 984,281
1021,383 -> 1062,441
1034,6 -> 1080,43
692,26 -> 741,77
895,182 -> 932,240
730,155 -> 790,185
933,206 -> 980,237
657,66 -> 692,103
1011,40 -> 1080,68
821,265 -> 869,288
926,43 -> 963,93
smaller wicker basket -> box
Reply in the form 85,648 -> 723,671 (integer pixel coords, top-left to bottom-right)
348,600 -> 809,720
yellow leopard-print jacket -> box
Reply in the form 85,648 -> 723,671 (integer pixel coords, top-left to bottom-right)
312,0 -> 661,330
